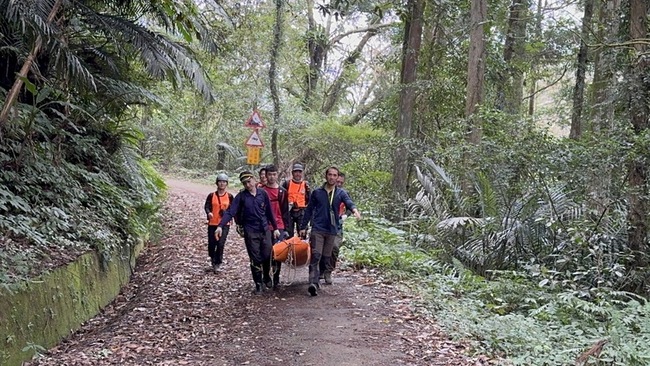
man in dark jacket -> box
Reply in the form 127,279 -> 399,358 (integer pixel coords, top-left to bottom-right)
216,171 -> 280,293
319,172 -> 350,283
300,166 -> 361,296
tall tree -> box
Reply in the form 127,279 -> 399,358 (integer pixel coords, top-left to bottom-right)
590,0 -> 622,132
585,0 -> 622,211
527,0 -> 544,116
569,0 -> 595,139
466,0 -> 487,143
496,0 -> 528,114
321,25 -> 378,114
269,0 -> 284,167
390,0 -> 425,220
303,0 -> 327,110
626,0 -> 649,275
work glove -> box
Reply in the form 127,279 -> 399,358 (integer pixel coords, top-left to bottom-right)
215,226 -> 222,239
273,229 -> 280,240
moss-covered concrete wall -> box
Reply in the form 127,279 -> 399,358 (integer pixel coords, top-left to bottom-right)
0,242 -> 144,366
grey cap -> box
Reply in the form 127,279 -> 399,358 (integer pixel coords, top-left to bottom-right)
216,173 -> 229,183
292,163 -> 304,172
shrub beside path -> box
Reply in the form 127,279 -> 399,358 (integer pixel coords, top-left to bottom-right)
27,178 -> 481,366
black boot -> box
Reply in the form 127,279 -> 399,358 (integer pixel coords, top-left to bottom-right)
308,283 -> 318,296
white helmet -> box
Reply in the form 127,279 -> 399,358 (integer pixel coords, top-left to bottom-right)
216,173 -> 229,183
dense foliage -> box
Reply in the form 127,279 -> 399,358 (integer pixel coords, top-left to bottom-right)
342,218 -> 650,365
0,0 -> 222,286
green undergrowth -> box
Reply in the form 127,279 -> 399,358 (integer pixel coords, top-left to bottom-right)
0,122 -> 165,290
341,217 -> 650,366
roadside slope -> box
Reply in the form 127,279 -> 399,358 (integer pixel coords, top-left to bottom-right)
27,179 -> 475,366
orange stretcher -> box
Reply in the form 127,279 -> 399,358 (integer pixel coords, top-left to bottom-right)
272,236 -> 311,267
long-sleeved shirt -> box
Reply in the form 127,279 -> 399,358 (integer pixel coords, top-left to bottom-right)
262,185 -> 289,231
219,188 -> 277,234
300,185 -> 356,235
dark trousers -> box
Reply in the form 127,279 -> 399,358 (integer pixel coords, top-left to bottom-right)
319,234 -> 342,274
263,230 -> 288,286
244,230 -> 272,284
207,225 -> 229,265
309,231 -> 337,284
287,209 -> 304,237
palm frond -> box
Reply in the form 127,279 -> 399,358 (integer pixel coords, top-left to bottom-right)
475,171 -> 498,218
50,43 -> 97,91
436,216 -> 488,231
75,9 -> 215,101
421,157 -> 468,214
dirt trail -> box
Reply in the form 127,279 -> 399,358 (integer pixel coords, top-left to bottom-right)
27,179 -> 476,366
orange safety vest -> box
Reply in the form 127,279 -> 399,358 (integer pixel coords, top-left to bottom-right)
209,192 -> 231,226
287,180 -> 307,208
339,202 -> 346,216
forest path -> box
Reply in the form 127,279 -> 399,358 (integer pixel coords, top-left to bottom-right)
27,178 -> 476,366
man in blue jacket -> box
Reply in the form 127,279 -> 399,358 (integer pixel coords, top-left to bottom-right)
300,166 -> 361,296
216,171 -> 280,294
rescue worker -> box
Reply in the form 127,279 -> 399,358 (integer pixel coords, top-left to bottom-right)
216,171 -> 280,293
204,173 -> 233,273
319,172 -> 350,283
300,166 -> 361,296
282,163 -> 310,237
261,164 -> 290,289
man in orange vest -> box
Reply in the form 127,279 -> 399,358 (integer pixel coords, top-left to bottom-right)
204,173 -> 234,273
282,163 -> 310,237
261,164 -> 289,289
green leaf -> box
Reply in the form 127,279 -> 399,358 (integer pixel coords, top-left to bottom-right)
18,76 -> 37,96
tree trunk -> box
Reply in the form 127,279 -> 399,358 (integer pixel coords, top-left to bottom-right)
465,0 -> 487,141
390,0 -> 425,221
0,0 -> 63,130
303,0 -> 327,110
216,145 -> 226,171
585,0 -> 621,212
269,0 -> 284,166
626,0 -> 649,275
527,0 -> 544,116
569,0 -> 594,140
496,0 -> 527,114
590,0 -> 621,133
321,28 -> 377,114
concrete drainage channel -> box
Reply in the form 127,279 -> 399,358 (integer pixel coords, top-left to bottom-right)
0,241 -> 144,366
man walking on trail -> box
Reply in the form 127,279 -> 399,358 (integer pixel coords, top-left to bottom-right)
283,163 -> 310,238
300,166 -> 361,296
216,171 -> 281,294
261,165 -> 289,289
204,173 -> 234,274
319,172 -> 350,283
